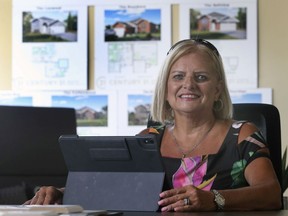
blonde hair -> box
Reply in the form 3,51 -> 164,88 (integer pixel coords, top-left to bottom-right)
151,39 -> 233,124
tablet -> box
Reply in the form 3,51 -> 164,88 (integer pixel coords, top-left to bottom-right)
59,135 -> 165,212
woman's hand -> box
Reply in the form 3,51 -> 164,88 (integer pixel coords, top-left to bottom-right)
24,186 -> 64,205
158,185 -> 216,212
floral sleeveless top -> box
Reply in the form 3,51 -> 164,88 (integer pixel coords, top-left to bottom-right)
146,121 -> 269,191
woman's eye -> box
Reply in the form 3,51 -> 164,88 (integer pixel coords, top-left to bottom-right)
195,74 -> 207,82
173,74 -> 184,80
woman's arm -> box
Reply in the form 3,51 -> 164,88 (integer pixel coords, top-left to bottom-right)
221,122 -> 282,210
216,156 -> 282,210
158,122 -> 282,211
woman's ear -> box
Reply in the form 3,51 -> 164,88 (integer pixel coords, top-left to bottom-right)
215,80 -> 223,100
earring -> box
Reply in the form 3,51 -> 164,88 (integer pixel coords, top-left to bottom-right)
213,99 -> 223,111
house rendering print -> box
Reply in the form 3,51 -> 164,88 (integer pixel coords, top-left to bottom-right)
112,18 -> 159,38
30,17 -> 66,35
197,12 -> 239,32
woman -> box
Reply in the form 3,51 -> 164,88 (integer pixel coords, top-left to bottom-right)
145,39 -> 281,211
25,39 -> 282,211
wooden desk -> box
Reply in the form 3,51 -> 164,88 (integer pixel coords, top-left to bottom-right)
120,210 -> 288,216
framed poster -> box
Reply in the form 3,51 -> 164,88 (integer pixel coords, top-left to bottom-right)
230,88 -> 272,104
49,90 -> 117,136
94,3 -> 171,91
117,90 -> 153,135
0,91 -> 33,106
12,0 -> 88,90
178,0 -> 258,90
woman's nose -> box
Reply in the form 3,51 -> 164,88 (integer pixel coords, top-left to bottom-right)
183,76 -> 195,89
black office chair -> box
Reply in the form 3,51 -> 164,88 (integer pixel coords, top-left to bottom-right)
147,103 -> 283,207
0,105 -> 77,204
233,103 -> 282,188
233,103 -> 283,208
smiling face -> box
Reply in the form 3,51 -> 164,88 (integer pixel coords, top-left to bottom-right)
166,52 -> 223,117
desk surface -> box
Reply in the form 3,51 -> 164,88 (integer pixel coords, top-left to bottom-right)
120,210 -> 288,216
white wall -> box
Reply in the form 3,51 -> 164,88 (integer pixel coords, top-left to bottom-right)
0,0 -> 288,191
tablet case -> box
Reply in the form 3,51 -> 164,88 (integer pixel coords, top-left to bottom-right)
59,135 -> 165,212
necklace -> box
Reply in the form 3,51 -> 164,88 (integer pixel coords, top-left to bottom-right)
172,121 -> 215,158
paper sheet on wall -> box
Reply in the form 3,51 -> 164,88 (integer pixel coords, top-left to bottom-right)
12,1 -> 88,90
0,90 -> 117,135
0,88 -> 272,135
49,91 -> 118,136
94,3 -> 171,91
178,0 -> 258,90
115,88 -> 272,136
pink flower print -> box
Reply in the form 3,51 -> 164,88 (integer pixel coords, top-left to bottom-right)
173,156 -> 212,190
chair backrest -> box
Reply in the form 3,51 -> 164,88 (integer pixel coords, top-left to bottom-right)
0,105 -> 77,204
232,103 -> 282,190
